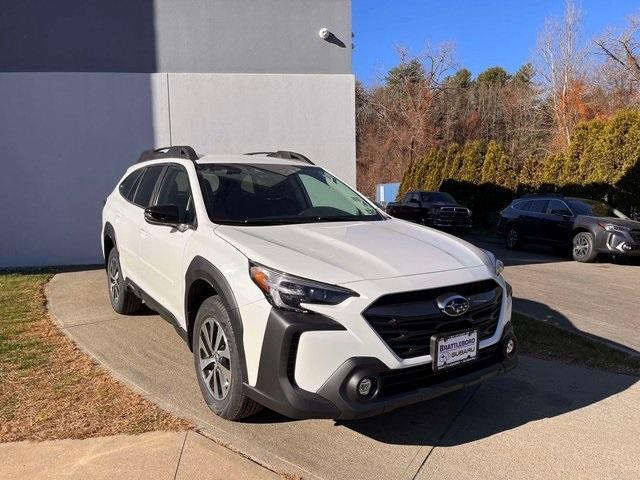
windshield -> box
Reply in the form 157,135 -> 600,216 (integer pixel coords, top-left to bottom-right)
566,199 -> 628,219
197,163 -> 382,225
423,192 -> 455,203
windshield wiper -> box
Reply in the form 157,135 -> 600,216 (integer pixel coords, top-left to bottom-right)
215,215 -> 381,226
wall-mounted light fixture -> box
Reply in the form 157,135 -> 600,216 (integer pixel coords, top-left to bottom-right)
318,28 -> 330,39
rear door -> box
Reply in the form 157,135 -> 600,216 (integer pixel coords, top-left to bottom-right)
521,199 -> 549,241
112,168 -> 144,276
124,165 -> 165,288
136,164 -> 196,318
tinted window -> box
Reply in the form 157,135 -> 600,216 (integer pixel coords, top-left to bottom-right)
197,163 -> 379,224
119,169 -> 143,201
566,199 -> 628,219
133,165 -> 164,207
512,200 -> 531,211
156,166 -> 194,223
528,200 -> 549,213
547,199 -> 572,216
422,192 -> 455,203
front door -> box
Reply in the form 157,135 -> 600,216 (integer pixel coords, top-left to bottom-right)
137,165 -> 195,321
544,199 -> 574,244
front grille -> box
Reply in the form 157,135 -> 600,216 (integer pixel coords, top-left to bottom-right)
362,279 -> 502,359
379,344 -> 501,397
630,230 -> 640,244
438,206 -> 470,218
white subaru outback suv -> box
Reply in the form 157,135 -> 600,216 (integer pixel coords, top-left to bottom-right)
101,146 -> 517,420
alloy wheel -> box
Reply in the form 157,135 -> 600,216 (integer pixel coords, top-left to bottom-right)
108,255 -> 121,303
573,235 -> 589,258
199,318 -> 232,400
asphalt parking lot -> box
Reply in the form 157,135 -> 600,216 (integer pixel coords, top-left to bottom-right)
46,263 -> 640,480
469,235 -> 640,354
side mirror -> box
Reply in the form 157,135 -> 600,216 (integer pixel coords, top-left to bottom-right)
410,198 -> 420,204
144,204 -> 180,226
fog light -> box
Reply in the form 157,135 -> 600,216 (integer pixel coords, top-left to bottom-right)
357,377 -> 374,397
506,339 -> 515,355
502,335 -> 517,359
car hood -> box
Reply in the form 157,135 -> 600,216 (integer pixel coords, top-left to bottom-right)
426,201 -> 465,208
585,217 -> 640,229
215,218 -> 488,284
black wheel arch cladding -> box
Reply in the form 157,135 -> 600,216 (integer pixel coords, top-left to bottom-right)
103,222 -> 117,264
185,256 -> 248,380
245,307 -> 345,419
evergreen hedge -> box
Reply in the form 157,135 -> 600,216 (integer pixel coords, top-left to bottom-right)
398,110 -> 640,226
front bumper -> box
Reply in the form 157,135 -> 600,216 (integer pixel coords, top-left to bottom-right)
244,307 -> 517,420
429,217 -> 472,228
599,231 -> 640,256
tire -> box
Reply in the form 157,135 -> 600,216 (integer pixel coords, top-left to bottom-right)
107,247 -> 142,314
504,225 -> 522,250
192,296 -> 262,420
572,232 -> 598,263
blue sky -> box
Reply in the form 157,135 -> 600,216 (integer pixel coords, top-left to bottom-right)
353,0 -> 640,85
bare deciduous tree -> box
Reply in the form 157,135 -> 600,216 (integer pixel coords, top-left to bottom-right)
536,0 -> 587,149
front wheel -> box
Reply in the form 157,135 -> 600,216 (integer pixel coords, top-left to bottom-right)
193,296 -> 262,420
572,232 -> 598,263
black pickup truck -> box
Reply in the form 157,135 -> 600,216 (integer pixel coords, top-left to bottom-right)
386,191 -> 473,231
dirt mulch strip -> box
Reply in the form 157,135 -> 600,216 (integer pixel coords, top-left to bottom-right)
513,312 -> 640,376
0,273 -> 191,442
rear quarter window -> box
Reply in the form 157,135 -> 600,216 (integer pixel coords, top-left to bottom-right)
119,169 -> 143,201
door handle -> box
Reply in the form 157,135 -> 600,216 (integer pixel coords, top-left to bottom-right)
138,227 -> 147,238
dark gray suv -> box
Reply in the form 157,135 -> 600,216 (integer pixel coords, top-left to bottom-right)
497,195 -> 640,262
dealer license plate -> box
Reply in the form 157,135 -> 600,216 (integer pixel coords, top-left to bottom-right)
431,329 -> 478,372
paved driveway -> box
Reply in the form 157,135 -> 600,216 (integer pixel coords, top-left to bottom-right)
47,271 -> 639,480
469,236 -> 640,354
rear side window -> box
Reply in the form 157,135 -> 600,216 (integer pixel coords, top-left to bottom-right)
133,165 -> 164,207
512,200 -> 531,211
119,169 -> 143,201
528,200 -> 549,213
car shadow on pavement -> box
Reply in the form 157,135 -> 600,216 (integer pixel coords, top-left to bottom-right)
342,297 -> 636,446
341,354 -> 637,447
244,298 -> 638,441
513,297 -> 639,356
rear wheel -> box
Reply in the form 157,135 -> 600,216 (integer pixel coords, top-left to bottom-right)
572,232 -> 598,263
505,226 -> 522,250
193,296 -> 262,420
107,248 -> 142,314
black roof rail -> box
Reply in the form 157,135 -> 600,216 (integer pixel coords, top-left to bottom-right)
138,145 -> 199,163
244,150 -> 315,165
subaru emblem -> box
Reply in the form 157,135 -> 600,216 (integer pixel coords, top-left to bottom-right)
436,294 -> 470,317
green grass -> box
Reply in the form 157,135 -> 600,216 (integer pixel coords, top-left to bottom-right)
1,272 -> 191,442
513,312 -> 640,376
0,273 -> 54,370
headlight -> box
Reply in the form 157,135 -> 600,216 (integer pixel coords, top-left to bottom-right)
482,250 -> 504,276
249,262 -> 358,313
599,223 -> 629,233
